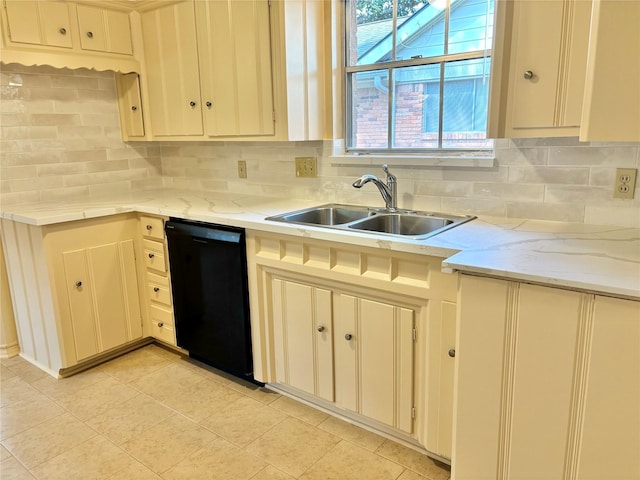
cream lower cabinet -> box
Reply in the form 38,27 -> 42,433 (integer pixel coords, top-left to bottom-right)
247,231 -> 457,458
0,214 -> 145,375
453,275 -> 640,480
333,293 -> 415,435
270,276 -> 415,434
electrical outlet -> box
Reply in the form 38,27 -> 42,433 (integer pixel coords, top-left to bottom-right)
295,157 -> 317,178
238,160 -> 247,179
613,168 -> 637,199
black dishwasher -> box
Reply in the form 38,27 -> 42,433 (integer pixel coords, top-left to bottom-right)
165,219 -> 254,382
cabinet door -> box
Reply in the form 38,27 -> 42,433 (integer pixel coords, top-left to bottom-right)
195,0 -> 275,137
271,278 -> 333,401
333,293 -> 414,434
116,73 -> 145,138
140,1 -> 203,136
76,4 -> 133,55
578,296 -> 640,480
580,0 -> 640,142
62,239 -> 142,362
5,0 -> 72,48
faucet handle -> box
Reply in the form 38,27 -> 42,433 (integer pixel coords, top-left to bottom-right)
382,164 -> 390,174
382,164 -> 396,182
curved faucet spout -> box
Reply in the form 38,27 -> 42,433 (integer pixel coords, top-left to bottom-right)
352,167 -> 397,211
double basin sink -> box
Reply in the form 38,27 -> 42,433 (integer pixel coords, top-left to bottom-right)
266,204 -> 475,240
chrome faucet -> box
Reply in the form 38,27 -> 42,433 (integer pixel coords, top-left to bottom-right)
352,164 -> 398,211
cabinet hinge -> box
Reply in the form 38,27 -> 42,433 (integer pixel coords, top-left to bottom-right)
412,328 -> 417,341
411,406 -> 416,419
272,109 -> 276,122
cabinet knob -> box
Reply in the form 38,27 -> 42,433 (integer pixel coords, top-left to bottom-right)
316,325 -> 325,332
75,281 -> 82,288
206,101 -> 212,108
523,70 -> 534,80
146,224 -> 153,230
189,101 -> 197,108
448,349 -> 456,358
59,27 -> 67,35
344,333 -> 353,341
86,31 -> 94,38
148,253 -> 155,259
153,287 -> 160,293
131,105 -> 138,112
157,322 -> 164,328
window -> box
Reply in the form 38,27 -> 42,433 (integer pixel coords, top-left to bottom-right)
346,0 -> 495,153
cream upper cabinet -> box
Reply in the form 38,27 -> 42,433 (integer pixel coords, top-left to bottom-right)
116,72 -> 145,139
0,0 -> 140,73
4,0 -> 73,48
453,275 -> 640,480
140,0 -> 274,138
0,214 -> 146,374
135,0 -> 325,142
140,1 -> 203,136
195,0 -> 274,137
76,4 -> 133,55
579,0 -> 640,142
488,0 -> 591,138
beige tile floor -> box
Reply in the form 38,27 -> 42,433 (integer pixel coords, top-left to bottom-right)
0,344 -> 451,480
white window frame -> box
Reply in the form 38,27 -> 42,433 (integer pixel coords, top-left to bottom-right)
340,0 -> 495,166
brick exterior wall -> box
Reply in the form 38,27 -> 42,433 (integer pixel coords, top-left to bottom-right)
353,82 -> 490,149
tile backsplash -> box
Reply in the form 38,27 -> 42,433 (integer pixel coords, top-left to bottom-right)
1,65 -> 639,227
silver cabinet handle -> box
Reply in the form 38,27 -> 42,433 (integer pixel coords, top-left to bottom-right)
59,28 -> 67,35
148,253 -> 155,259
153,287 -> 160,293
189,101 -> 197,108
86,31 -> 94,38
344,333 -> 353,341
146,224 -> 153,230
448,349 -> 456,358
523,70 -> 534,80
75,281 -> 82,288
317,325 -> 325,332
131,106 -> 138,111
206,101 -> 212,108
157,322 -> 164,328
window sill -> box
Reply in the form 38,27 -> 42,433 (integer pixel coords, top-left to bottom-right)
329,153 -> 495,168
324,140 -> 495,168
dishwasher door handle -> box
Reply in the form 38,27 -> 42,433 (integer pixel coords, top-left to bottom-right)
193,238 -> 208,245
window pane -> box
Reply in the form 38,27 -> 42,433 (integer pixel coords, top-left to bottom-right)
448,0 -> 494,55
352,1 -> 444,66
392,64 -> 441,149
349,70 -> 389,149
442,58 -> 492,148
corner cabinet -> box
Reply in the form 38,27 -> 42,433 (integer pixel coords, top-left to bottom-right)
453,275 -> 640,480
0,214 -> 146,376
247,231 -> 458,460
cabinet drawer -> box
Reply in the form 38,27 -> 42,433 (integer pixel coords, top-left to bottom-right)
148,283 -> 172,306
149,306 -> 175,345
149,304 -> 174,327
143,239 -> 166,273
140,216 -> 165,240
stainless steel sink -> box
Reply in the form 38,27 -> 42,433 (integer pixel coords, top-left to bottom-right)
347,213 -> 454,236
278,205 -> 372,225
266,204 -> 475,240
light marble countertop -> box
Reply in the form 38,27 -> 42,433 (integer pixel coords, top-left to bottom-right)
2,189 -> 639,300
